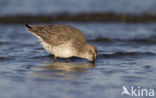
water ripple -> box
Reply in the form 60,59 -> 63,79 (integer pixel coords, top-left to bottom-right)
0,57 -> 11,61
91,36 -> 156,44
98,52 -> 156,59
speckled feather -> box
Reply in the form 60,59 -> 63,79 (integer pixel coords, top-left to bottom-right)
28,24 -> 87,53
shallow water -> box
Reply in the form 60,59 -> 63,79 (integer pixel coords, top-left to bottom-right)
0,23 -> 156,98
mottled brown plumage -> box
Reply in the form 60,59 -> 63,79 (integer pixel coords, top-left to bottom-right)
25,24 -> 97,63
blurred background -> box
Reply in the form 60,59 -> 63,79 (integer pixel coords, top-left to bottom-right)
0,0 -> 156,15
0,0 -> 156,23
0,0 -> 156,98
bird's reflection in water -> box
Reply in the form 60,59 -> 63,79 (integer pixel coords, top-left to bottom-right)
35,62 -> 95,80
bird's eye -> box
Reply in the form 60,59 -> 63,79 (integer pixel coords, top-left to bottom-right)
93,53 -> 96,57
93,53 -> 95,56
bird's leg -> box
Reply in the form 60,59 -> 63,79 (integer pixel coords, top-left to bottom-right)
66,58 -> 70,62
54,55 -> 57,62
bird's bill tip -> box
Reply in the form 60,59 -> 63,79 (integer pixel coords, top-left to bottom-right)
90,59 -> 95,63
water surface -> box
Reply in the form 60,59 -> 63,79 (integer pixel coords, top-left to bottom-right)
0,23 -> 156,98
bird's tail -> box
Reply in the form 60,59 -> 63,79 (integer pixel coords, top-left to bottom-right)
25,24 -> 32,29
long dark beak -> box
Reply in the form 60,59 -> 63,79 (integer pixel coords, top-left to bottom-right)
25,24 -> 32,29
90,59 -> 95,63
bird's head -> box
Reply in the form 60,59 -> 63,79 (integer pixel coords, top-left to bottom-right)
79,44 -> 97,63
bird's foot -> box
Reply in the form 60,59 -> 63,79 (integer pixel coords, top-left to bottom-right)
54,56 -> 57,62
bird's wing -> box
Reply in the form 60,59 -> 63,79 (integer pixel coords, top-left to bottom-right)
41,25 -> 87,47
44,33 -> 71,46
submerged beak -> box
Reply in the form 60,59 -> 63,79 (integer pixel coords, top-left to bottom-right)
90,59 -> 95,63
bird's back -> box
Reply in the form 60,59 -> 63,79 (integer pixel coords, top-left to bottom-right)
39,24 -> 87,47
